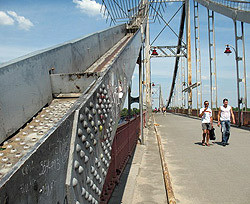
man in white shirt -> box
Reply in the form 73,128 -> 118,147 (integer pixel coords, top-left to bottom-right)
199,101 -> 213,146
217,98 -> 235,146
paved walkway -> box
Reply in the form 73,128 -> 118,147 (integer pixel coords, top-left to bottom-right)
122,122 -> 167,204
155,113 -> 250,204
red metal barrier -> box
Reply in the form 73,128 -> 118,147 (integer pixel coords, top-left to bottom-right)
100,115 -> 141,203
167,109 -> 250,127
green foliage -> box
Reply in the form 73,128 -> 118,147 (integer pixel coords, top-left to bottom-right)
121,108 -> 128,117
120,108 -> 140,117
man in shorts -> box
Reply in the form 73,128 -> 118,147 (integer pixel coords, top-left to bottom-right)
199,101 -> 213,146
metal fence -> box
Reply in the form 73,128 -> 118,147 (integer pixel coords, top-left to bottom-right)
167,109 -> 250,127
100,113 -> 145,204
211,0 -> 250,11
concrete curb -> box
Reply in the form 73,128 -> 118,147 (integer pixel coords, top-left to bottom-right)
153,115 -> 176,204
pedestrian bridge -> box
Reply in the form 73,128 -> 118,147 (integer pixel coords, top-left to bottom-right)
0,0 -> 249,203
122,113 -> 250,204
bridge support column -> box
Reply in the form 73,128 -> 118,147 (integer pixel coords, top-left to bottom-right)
186,0 -> 192,114
138,49 -> 144,144
194,1 -> 202,114
233,21 -> 247,127
145,16 -> 152,124
128,85 -> 132,118
207,9 -> 218,110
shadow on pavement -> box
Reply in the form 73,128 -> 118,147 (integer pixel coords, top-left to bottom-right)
108,148 -> 136,204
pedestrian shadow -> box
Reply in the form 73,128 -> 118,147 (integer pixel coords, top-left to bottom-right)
213,141 -> 225,146
194,142 -> 204,146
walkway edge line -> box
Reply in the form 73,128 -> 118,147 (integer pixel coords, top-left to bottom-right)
153,115 -> 176,204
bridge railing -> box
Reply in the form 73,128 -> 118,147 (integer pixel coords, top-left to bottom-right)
210,0 -> 250,11
167,109 -> 250,127
100,112 -> 146,203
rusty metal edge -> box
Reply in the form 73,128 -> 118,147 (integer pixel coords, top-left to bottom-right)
153,115 -> 176,204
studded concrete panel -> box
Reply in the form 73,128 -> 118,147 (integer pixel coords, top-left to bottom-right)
0,24 -> 126,144
0,26 -> 142,204
66,81 -> 116,204
65,28 -> 142,204
0,100 -> 77,204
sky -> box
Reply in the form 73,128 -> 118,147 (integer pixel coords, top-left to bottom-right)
0,0 -> 249,109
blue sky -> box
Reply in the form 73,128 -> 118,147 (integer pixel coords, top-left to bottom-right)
0,0 -> 249,109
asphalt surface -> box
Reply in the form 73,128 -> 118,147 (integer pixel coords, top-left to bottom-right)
154,113 -> 250,204
121,123 -> 168,204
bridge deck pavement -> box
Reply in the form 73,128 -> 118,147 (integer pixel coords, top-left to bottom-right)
154,113 -> 250,204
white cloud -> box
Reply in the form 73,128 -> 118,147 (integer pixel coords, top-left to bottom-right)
0,11 -> 14,25
7,11 -> 33,31
73,0 -> 102,16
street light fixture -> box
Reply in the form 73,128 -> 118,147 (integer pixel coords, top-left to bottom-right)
224,44 -> 241,127
224,45 -> 232,55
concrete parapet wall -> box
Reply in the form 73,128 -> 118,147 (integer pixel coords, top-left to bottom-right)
0,26 -> 142,204
0,24 -> 126,144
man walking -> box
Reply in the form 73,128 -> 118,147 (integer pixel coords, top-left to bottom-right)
217,98 -> 235,146
199,101 -> 213,146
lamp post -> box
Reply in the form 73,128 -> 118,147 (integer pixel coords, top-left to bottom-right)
224,44 -> 241,127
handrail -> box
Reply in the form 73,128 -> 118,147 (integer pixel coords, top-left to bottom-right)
211,0 -> 250,11
195,0 -> 250,23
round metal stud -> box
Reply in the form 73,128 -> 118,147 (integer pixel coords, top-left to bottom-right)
79,166 -> 84,174
89,146 -> 93,153
90,133 -> 95,140
89,102 -> 94,108
81,135 -> 86,142
87,128 -> 91,134
92,109 -> 96,115
15,153 -> 22,158
80,150 -> 85,158
83,121 -> 88,128
81,187 -> 86,196
72,178 -> 78,187
88,114 -> 93,121
78,128 -> 83,137
85,107 -> 89,114
76,144 -> 81,152
88,195 -> 92,202
84,155 -> 89,163
74,160 -> 79,169
85,191 -> 89,199
80,114 -> 84,122
93,139 -> 97,146
91,166 -> 95,173
2,157 -> 8,162
86,141 -> 90,148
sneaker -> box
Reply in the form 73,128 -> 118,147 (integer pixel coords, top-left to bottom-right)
222,143 -> 226,147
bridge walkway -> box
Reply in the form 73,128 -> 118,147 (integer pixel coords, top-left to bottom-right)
154,113 -> 250,204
